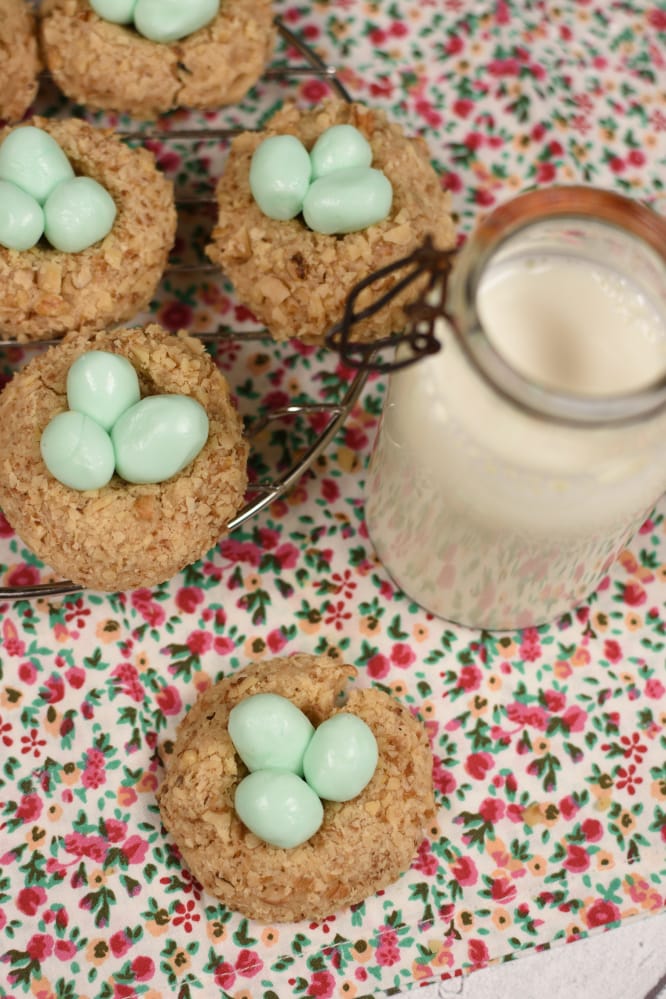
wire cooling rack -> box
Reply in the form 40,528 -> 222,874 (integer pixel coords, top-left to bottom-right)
0,19 -> 370,600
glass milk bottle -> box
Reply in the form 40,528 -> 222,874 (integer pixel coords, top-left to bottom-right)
365,187 -> 666,630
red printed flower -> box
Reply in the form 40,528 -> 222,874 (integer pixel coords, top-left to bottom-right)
581,818 -> 603,842
465,752 -> 494,780
457,665 -> 482,692
26,933 -> 53,961
307,970 -> 336,996
563,843 -> 590,873
490,876 -> 517,904
622,581 -> 646,606
468,938 -> 489,967
584,899 -> 621,928
479,798 -> 505,824
16,885 -> 47,916
186,630 -> 212,655
156,685 -> 183,717
390,643 -> 416,669
131,956 -> 155,982
450,855 -> 478,887
615,763 -> 643,796
214,962 -> 236,990
235,949 -> 263,977
367,653 -> 390,679
561,705 -> 587,732
175,586 -> 205,613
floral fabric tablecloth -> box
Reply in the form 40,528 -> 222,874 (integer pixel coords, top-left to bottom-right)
1,1 -> 666,998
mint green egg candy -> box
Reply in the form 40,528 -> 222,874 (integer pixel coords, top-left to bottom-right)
66,351 -> 140,432
43,177 -> 116,253
89,0 -> 137,23
249,135 -> 312,221
310,124 -> 373,179
40,411 -> 115,491
0,180 -> 44,251
0,126 -> 74,205
228,693 -> 314,775
234,770 -> 324,849
133,0 -> 219,43
303,167 -> 393,235
303,713 -> 378,802
111,394 -> 209,484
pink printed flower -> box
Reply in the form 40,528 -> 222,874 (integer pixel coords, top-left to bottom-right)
16,793 -> 42,823
645,678 -> 665,699
235,949 -> 263,977
433,757 -> 457,795
465,752 -> 494,780
506,701 -> 549,730
543,690 -> 566,712
581,818 -> 603,842
220,539 -> 261,565
54,939 -> 77,960
457,664 -> 482,691
307,970 -> 336,997
122,835 -> 149,864
267,628 -> 288,654
110,931 -> 132,958
175,586 -> 205,613
155,685 -> 183,717
275,543 -> 299,569
390,643 -> 416,668
490,876 -> 517,904
479,798 -> 505,824
104,819 -> 127,843
584,899 -> 621,928
375,928 -> 400,966
559,796 -> 579,820
214,636 -> 235,656
561,705 -> 587,732
413,839 -> 438,876
131,956 -> 155,982
603,639 -> 623,663
26,933 -> 54,961
187,630 -> 212,655
215,962 -> 236,990
450,855 -> 478,887
366,653 -> 390,679
563,844 -> 590,873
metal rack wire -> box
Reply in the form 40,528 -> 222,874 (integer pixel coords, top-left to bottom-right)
0,19 -> 369,600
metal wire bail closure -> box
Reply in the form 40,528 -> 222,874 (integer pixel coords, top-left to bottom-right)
325,236 -> 457,373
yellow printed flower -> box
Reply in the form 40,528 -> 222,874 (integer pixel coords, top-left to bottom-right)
492,908 -> 512,930
96,619 -> 121,643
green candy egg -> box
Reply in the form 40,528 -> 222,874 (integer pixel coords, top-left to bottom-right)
43,177 -> 116,254
228,693 -> 314,775
40,411 -> 115,491
0,126 -> 74,205
302,713 -> 378,802
249,135 -> 312,221
111,394 -> 209,484
89,0 -> 137,23
0,180 -> 44,251
234,769 -> 324,849
310,124 -> 373,179
302,166 -> 393,235
133,0 -> 219,43
66,351 -> 141,432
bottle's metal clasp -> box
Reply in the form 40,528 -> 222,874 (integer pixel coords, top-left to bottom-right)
325,236 -> 457,373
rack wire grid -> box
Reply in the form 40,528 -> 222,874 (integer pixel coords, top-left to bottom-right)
0,17 -> 371,601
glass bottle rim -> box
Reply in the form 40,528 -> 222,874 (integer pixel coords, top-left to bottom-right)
448,185 -> 666,426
